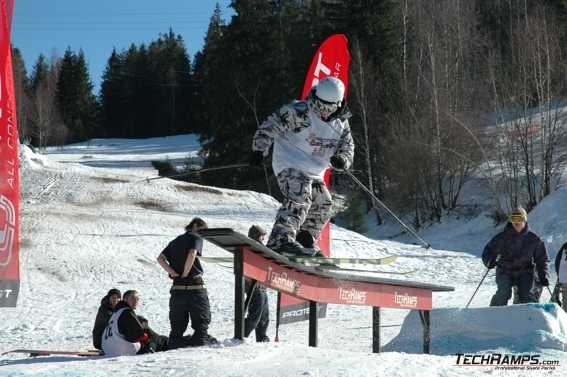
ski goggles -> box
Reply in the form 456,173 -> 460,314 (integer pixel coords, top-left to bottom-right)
509,214 -> 527,224
312,96 -> 340,118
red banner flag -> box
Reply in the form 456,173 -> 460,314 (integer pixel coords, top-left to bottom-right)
278,34 -> 350,325
0,0 -> 20,307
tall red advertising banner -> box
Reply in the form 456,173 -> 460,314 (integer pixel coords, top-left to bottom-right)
0,0 -> 20,307
278,34 -> 350,325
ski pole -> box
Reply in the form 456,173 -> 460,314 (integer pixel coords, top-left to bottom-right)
465,267 -> 491,308
275,292 -> 281,342
143,163 -> 250,183
244,280 -> 258,314
342,169 -> 431,249
550,279 -> 560,304
545,285 -> 555,303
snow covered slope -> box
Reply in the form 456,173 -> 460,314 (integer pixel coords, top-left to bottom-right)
43,134 -> 201,173
1,137 -> 566,376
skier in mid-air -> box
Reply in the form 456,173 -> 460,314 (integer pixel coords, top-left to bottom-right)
250,76 -> 354,256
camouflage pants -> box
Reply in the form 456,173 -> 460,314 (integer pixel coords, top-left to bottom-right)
267,168 -> 332,248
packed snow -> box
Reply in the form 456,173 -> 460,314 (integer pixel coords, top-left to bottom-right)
1,135 -> 566,376
385,304 -> 567,354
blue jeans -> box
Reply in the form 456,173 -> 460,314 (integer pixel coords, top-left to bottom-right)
244,286 -> 269,341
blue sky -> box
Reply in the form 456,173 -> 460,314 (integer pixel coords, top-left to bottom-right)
12,0 -> 234,91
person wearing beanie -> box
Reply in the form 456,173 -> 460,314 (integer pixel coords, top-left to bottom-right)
92,288 -> 122,350
482,207 -> 550,306
244,225 -> 270,342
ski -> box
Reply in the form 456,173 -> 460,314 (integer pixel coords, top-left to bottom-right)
317,265 -> 417,275
289,255 -> 397,266
2,349 -> 103,357
199,256 -> 234,263
199,255 -> 397,266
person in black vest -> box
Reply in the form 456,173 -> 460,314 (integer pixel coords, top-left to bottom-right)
157,217 -> 217,349
244,225 -> 270,342
482,207 -> 550,306
92,288 -> 121,350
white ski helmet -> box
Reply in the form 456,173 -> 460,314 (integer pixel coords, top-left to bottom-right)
314,76 -> 345,103
309,76 -> 345,120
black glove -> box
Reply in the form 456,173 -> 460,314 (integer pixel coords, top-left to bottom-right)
484,258 -> 497,269
249,151 -> 265,167
330,155 -> 346,170
539,276 -> 550,287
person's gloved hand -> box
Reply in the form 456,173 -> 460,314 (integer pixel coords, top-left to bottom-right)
249,151 -> 265,167
484,258 -> 497,269
330,155 -> 346,170
539,276 -> 550,287
137,332 -> 150,344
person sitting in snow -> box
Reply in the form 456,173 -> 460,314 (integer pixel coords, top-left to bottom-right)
244,225 -> 270,342
92,288 -> 121,350
101,290 -> 168,356
554,242 -> 567,310
250,76 -> 355,256
482,207 -> 550,306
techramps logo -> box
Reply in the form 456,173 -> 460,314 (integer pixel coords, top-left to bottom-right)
455,353 -> 560,371
0,194 -> 16,267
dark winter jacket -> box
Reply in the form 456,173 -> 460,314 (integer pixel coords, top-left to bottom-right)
482,223 -> 549,280
555,243 -> 567,274
114,301 -> 146,343
92,296 -> 115,350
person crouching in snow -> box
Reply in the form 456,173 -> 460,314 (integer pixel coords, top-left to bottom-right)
555,242 -> 567,310
250,76 -> 354,256
92,288 -> 121,350
102,290 -> 167,356
482,207 -> 550,306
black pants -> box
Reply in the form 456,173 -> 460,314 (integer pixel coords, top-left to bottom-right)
168,289 -> 211,344
490,269 -> 535,306
244,286 -> 269,342
138,327 -> 169,354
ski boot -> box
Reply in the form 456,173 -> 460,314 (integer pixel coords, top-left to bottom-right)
272,241 -> 317,259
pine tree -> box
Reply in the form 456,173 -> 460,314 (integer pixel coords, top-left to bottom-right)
29,54 -> 65,147
30,54 -> 48,93
56,48 -> 98,142
100,48 -> 126,137
196,0 -> 308,191
11,47 -> 31,143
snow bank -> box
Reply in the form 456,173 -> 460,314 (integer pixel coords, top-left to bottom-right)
384,304 -> 567,354
529,186 -> 567,258
19,144 -> 49,170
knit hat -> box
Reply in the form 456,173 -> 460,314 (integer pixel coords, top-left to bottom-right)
248,225 -> 266,241
509,207 -> 528,224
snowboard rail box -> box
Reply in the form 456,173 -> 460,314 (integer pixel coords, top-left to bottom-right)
199,228 -> 454,354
